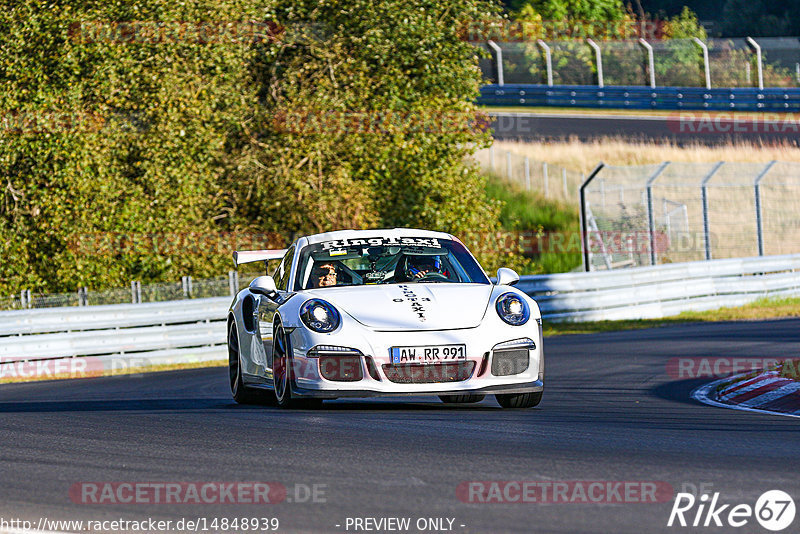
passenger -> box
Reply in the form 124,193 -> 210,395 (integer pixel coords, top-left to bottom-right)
311,262 -> 338,288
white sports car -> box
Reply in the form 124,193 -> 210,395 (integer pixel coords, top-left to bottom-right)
227,229 -> 544,408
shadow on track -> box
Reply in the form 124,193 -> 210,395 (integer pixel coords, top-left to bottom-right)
0,397 -> 512,414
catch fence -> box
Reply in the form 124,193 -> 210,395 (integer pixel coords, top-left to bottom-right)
480,37 -> 800,89
581,161 -> 800,270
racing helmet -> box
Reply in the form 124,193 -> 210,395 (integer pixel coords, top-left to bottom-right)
404,254 -> 446,279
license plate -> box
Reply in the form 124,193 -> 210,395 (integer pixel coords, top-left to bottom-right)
390,344 -> 467,364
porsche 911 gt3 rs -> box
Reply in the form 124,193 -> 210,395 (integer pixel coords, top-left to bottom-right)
227,228 -> 544,408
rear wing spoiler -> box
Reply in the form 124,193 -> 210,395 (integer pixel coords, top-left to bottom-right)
232,249 -> 287,267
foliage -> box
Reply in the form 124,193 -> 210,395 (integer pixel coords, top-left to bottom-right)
721,0 -> 800,38
0,0 -> 503,293
661,6 -> 706,39
512,0 -> 628,23
480,173 -> 581,275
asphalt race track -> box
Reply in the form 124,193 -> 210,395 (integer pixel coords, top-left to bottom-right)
490,111 -> 800,145
1,319 -> 799,533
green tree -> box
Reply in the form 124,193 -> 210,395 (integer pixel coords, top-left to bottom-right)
512,0 -> 628,22
0,0 -> 508,295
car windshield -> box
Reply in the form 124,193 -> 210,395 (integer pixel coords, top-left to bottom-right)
294,237 -> 490,290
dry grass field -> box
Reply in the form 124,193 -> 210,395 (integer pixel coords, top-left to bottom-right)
490,139 -> 800,175
480,138 -> 800,264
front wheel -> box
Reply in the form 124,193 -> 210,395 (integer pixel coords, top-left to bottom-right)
495,391 -> 542,409
439,394 -> 485,404
273,323 -> 322,409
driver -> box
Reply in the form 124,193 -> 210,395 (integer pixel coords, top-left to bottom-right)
405,255 -> 447,280
310,262 -> 338,288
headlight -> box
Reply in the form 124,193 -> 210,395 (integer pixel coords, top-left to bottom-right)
495,292 -> 530,326
300,299 -> 341,333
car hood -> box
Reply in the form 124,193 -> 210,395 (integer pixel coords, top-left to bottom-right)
317,283 -> 493,331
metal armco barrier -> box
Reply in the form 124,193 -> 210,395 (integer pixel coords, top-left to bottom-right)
0,298 -> 231,373
1,254 -> 799,375
518,254 -> 800,321
478,84 -> 800,111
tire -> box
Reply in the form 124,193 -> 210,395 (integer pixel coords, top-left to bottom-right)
495,391 -> 542,409
229,321 -> 267,405
272,322 -> 322,409
439,394 -> 485,404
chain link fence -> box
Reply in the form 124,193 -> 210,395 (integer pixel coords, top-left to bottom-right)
0,272 -> 256,311
474,145 -> 585,204
482,37 -> 800,88
581,161 -> 800,270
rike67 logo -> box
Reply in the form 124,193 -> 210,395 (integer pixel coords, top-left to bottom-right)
668,490 -> 795,531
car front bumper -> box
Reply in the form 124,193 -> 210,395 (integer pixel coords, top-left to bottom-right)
285,318 -> 545,399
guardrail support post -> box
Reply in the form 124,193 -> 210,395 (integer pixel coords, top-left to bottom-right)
701,161 -> 725,261
579,163 -> 606,272
78,287 -> 88,306
646,162 -> 671,266
754,160 -> 777,256
524,157 -> 531,190
487,40 -> 504,86
181,276 -> 193,298
543,162 -> 549,197
692,38 -> 711,89
746,37 -> 764,90
131,281 -> 141,304
20,289 -> 31,309
587,38 -> 604,88
638,38 -> 656,88
537,40 -> 553,86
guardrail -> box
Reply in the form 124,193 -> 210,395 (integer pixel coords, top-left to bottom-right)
0,297 -> 230,378
518,254 -> 800,321
478,84 -> 800,111
1,254 -> 798,379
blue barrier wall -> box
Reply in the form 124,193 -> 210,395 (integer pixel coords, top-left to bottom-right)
479,84 -> 800,111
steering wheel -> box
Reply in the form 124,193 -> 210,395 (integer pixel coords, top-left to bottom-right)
417,272 -> 449,281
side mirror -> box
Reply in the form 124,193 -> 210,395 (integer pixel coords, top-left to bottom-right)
249,275 -> 278,297
496,267 -> 520,286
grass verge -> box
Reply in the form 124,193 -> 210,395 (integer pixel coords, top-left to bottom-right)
490,139 -> 800,175
485,172 -> 581,274
544,296 -> 800,336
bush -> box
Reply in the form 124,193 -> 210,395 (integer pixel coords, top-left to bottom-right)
0,0 -> 503,293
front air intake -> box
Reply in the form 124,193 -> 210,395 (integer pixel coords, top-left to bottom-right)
491,338 -> 534,377
382,362 -> 475,384
310,346 -> 364,382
